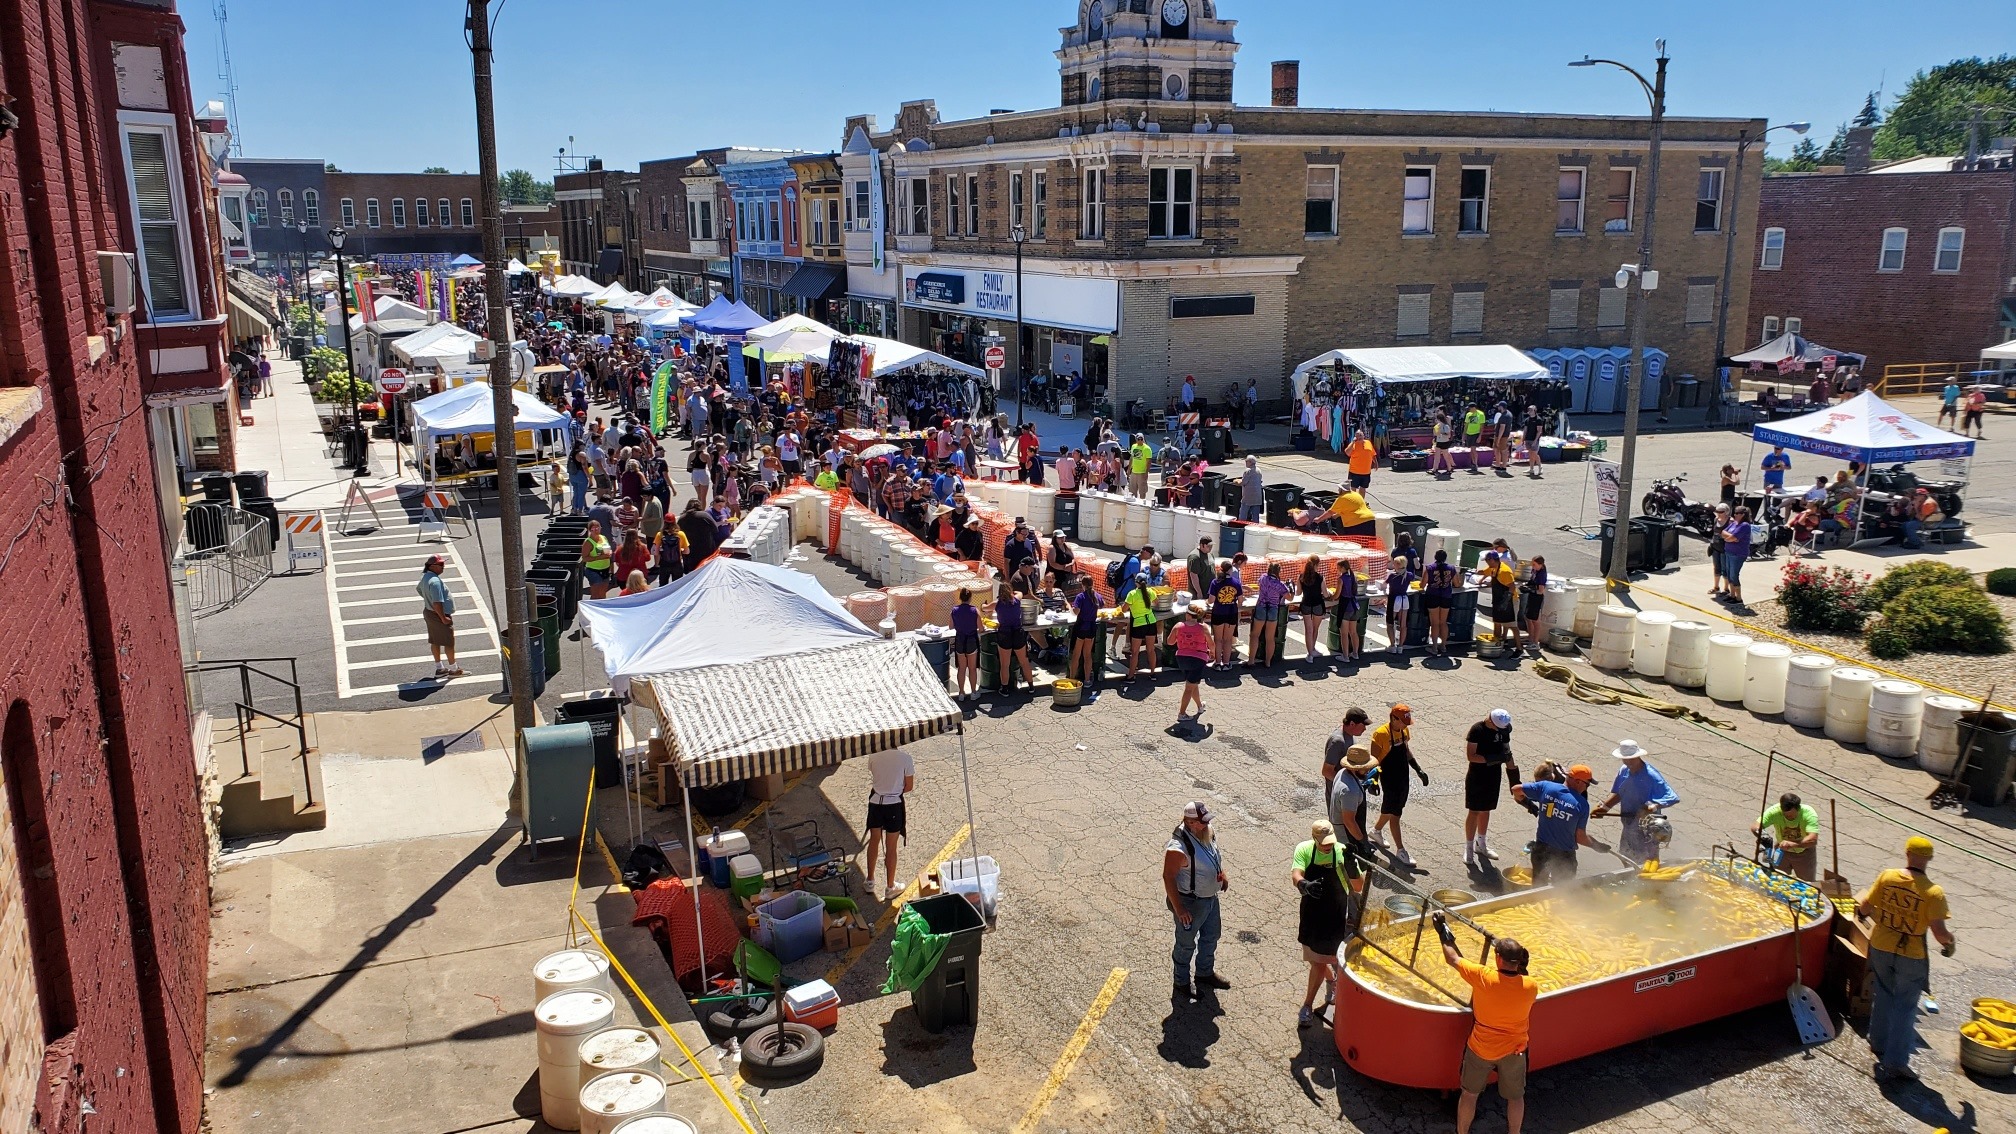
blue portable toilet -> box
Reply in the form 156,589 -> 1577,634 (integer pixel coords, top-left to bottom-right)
1592,349 -> 1626,413
1639,347 -> 1669,411
1563,348 -> 1595,413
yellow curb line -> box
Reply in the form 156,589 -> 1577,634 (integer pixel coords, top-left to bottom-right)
821,824 -> 971,987
1011,967 -> 1131,1134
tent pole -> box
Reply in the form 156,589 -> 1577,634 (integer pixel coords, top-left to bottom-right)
957,724 -> 983,915
682,774 -> 710,999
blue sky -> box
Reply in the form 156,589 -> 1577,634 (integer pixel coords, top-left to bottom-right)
187,0 -> 2002,173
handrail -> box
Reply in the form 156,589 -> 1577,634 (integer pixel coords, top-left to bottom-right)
193,657 -> 306,752
1878,361 -> 1978,397
235,703 -> 314,808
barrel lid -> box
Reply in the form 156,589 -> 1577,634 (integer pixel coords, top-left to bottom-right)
1788,654 -> 1836,669
579,1070 -> 666,1113
538,990 -> 613,1030
1670,620 -> 1711,632
1832,667 -> 1880,682
1709,632 -> 1754,645
1747,642 -> 1793,657
1596,603 -> 1634,616
537,949 -> 609,984
1569,577 -> 1607,588
1634,610 -> 1675,625
611,1115 -> 697,1134
1924,694 -> 1976,710
1871,679 -> 1923,694
580,1026 -> 658,1065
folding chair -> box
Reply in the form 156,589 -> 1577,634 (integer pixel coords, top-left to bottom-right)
769,818 -> 851,898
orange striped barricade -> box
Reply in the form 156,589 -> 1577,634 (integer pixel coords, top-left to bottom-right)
278,511 -> 326,572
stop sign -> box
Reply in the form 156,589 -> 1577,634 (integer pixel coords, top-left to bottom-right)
984,346 -> 1005,369
378,367 -> 407,393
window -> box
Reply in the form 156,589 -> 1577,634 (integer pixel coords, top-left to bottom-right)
1305,166 -> 1337,236
698,199 -> 713,239
303,189 -> 319,226
1759,227 -> 1785,270
767,199 -> 780,242
825,199 -> 840,245
1402,166 -> 1434,234
250,187 -> 267,226
390,198 -> 406,228
439,198 -> 452,227
1451,290 -> 1484,335
1603,168 -> 1634,233
121,122 -> 193,319
1934,227 -> 1964,272
341,197 -> 355,227
907,176 -> 928,235
1556,168 -> 1585,233
1878,227 -> 1907,272
1458,167 -> 1488,234
852,179 -> 870,230
810,199 -> 825,246
461,198 -> 474,227
785,197 -> 797,246
1171,294 -> 1256,318
366,198 -> 380,227
1686,283 -> 1716,325
1082,168 -> 1105,239
1011,172 -> 1025,233
1695,168 -> 1724,232
1761,315 -> 1781,340
1033,170 -> 1047,237
1548,285 -> 1580,331
965,173 -> 979,237
1396,292 -> 1430,338
416,197 -> 431,227
1148,166 -> 1195,239
1597,284 -> 1627,329
945,175 -> 961,235
276,187 -> 293,226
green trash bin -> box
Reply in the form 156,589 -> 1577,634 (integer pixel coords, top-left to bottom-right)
909,894 -> 986,1033
1459,539 -> 1492,569
537,601 -> 561,678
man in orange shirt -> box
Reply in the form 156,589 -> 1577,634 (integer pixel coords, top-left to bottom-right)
1345,428 -> 1378,490
1434,911 -> 1538,1134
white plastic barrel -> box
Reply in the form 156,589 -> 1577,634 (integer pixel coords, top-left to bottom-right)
1173,508 -> 1198,554
1273,527 -> 1304,556
534,949 -> 614,1003
1149,507 -> 1174,555
578,1071 -> 667,1134
1824,667 -> 1879,743
1705,633 -> 1755,701
1866,680 -> 1926,757
1782,654 -> 1837,728
1425,528 -> 1460,563
1373,512 -> 1396,552
975,479 -> 1003,507
1571,578 -> 1607,638
1124,502 -> 1151,548
1744,642 -> 1794,715
1299,535 -> 1332,562
1027,486 -> 1057,534
1632,611 -> 1676,677
1539,582 -> 1575,634
1077,493 -> 1105,543
579,1027 -> 660,1088
1589,604 -> 1636,670
1195,513 -> 1220,550
611,1117 -> 697,1134
538,989 -> 616,1131
1102,499 -> 1129,546
1002,483 -> 1031,523
1663,621 -> 1712,688
1917,695 -> 1974,774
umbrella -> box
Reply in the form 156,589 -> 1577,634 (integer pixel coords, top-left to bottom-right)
860,443 -> 901,459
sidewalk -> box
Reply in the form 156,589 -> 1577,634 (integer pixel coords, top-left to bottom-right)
237,354 -> 411,512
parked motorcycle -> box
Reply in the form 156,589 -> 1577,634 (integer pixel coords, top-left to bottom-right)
1641,473 -> 1720,539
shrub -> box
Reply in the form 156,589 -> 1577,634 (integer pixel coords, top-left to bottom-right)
1873,584 -> 2011,656
303,346 -> 347,385
1861,561 -> 1977,611
1777,561 -> 1870,635
316,369 -> 371,404
288,301 -> 321,338
1987,568 -> 2016,597
1866,623 -> 1912,660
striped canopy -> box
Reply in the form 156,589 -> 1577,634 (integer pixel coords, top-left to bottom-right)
648,638 -> 961,787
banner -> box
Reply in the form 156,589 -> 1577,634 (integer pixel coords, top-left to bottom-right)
725,334 -> 748,396
651,360 -> 673,436
1594,459 -> 1620,519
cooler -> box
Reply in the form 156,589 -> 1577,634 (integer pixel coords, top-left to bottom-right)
729,854 -> 765,899
782,979 -> 841,1030
702,830 -> 752,888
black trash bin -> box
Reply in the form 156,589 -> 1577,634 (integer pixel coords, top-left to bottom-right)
184,502 -> 229,551
536,601 -> 562,678
1598,519 -> 1653,575
1264,483 -> 1303,528
1390,514 -> 1437,552
342,426 -> 369,469
504,628 -> 549,699
1197,472 -> 1226,515
1054,493 -> 1080,539
1637,517 -> 1681,570
1958,711 -> 2016,806
555,695 -> 626,788
199,473 -> 236,504
909,893 -> 986,1033
237,496 -> 279,547
233,469 -> 270,500
528,566 -> 576,628
1202,424 -> 1229,465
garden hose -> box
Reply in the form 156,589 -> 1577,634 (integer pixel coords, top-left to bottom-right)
1531,658 -> 1736,729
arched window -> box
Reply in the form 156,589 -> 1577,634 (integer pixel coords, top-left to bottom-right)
277,188 -> 293,226
302,189 -> 320,226
250,188 -> 267,226
439,198 -> 451,227
460,198 -> 475,227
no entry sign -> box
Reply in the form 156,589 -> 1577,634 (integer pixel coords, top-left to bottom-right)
378,367 -> 408,393
984,346 -> 1005,370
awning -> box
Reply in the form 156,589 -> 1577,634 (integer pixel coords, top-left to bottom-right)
1752,390 -> 1975,464
781,263 -> 845,302
227,293 -> 274,341
597,248 -> 625,279
1290,344 -> 1548,392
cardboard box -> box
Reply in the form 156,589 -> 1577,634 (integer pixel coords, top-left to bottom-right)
844,922 -> 873,949
647,736 -> 671,767
746,772 -> 786,801
823,922 -> 850,952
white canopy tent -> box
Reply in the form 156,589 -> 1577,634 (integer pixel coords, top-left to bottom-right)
745,329 -> 839,363
747,312 -> 837,341
1289,344 -> 1548,398
1751,390 -> 1976,465
392,322 -> 483,369
622,287 -> 696,316
344,296 -> 434,334
591,283 -> 641,307
506,257 -> 531,276
852,334 -> 985,379
640,307 -> 693,331
1981,340 -> 2016,379
1982,341 -> 2016,362
408,380 -> 570,479
547,275 -> 603,298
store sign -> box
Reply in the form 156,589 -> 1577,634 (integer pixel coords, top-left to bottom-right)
910,272 -> 966,305
899,265 -> 1119,334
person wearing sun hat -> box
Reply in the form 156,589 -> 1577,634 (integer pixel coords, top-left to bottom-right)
1590,740 -> 1681,865
1164,801 -> 1232,999
1857,836 -> 1955,1081
1511,762 -> 1609,885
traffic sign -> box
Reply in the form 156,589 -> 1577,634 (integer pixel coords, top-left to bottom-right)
1820,355 -> 1837,372
984,346 -> 1005,370
378,367 -> 408,393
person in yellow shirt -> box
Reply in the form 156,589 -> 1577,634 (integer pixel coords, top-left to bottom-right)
1857,836 -> 1955,1081
1345,429 -> 1378,490
1128,435 -> 1154,497
1315,486 -> 1376,538
1433,911 -> 1537,1134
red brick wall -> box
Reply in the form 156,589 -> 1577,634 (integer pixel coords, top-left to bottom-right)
1749,170 -> 2014,375
0,2 -> 209,1132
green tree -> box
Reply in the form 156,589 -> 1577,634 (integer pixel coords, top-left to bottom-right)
499,168 -> 553,204
1818,123 -> 1849,165
1871,55 -> 2016,160
422,165 -> 450,174
1783,136 -> 1823,171
324,162 -> 341,172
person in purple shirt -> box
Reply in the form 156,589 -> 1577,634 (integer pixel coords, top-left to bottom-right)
1385,555 -> 1416,654
1335,563 -> 1363,662
1421,550 -> 1460,658
1251,562 -> 1292,668
1208,562 -> 1244,669
994,581 -> 1034,694
1069,577 -> 1101,686
950,588 -> 981,700
1719,506 -> 1754,606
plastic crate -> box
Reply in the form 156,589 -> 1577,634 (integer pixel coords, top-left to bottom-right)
756,890 -> 827,963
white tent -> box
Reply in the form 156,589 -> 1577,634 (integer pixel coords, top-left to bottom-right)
1290,344 -> 1548,396
506,257 -> 531,276
746,328 -> 840,362
1752,389 -> 1976,464
622,287 -> 696,316
640,307 -> 692,330
589,282 -> 638,307
548,275 -> 603,298
1981,341 -> 2016,362
747,312 -> 837,341
850,334 -> 985,379
409,380 -> 570,477
347,296 -> 434,334
394,323 -> 484,369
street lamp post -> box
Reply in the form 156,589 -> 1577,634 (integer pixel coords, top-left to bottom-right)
1572,43 -> 1667,590
1709,121 -> 1809,424
327,226 -> 367,476
1011,223 -> 1027,429
296,221 -> 310,307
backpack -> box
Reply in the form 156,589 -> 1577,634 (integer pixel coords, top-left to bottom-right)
1105,559 -> 1126,591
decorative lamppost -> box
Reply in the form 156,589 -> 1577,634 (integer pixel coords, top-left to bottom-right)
327,226 -> 366,475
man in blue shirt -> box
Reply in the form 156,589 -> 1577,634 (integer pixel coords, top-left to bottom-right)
1590,740 -> 1680,864
417,555 -> 464,678
1511,764 -> 1609,884
1760,446 -> 1791,493
1938,382 -> 1961,428
931,465 -> 961,504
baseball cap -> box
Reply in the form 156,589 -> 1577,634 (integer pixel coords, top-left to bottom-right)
1905,836 -> 1935,859
1391,703 -> 1412,716
1053,529 -> 1067,538
425,555 -> 445,568
1184,801 -> 1213,823
1566,763 -> 1596,782
1489,708 -> 1512,728
1312,819 -> 1337,849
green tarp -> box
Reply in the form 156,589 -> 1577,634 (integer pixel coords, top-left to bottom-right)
880,904 -> 949,995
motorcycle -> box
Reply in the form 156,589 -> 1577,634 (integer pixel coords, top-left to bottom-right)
1641,473 -> 1720,539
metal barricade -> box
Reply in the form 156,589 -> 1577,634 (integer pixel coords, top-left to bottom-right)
176,504 -> 276,616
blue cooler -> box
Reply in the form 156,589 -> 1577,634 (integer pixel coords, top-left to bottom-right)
702,829 -> 751,888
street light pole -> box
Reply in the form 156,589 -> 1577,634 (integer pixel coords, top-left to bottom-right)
1710,121 -> 1808,424
1011,223 -> 1027,429
1573,44 -> 1666,591
327,226 -> 366,476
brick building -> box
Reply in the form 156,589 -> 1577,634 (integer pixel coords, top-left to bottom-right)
1,1 -> 215,1131
226,156 -> 327,275
502,202 -> 559,262
637,147 -> 797,304
839,0 -> 1765,412
1748,142 -> 2016,378
555,162 -> 642,285
321,170 -> 487,262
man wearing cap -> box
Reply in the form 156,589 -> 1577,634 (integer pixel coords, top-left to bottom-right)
1431,911 -> 1537,1134
1857,837 -> 1955,1081
1590,741 -> 1681,865
1004,521 -> 1040,576
1511,764 -> 1609,884
417,555 -> 464,678
1164,801 -> 1232,999
1463,709 -> 1521,869
1752,792 -> 1821,881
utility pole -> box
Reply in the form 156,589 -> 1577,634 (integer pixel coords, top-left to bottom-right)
469,0 -> 537,780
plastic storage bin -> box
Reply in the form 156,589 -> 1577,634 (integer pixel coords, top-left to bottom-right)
940,855 -> 1001,918
756,890 -> 827,963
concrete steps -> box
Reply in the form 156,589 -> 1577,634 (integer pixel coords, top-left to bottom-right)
216,714 -> 326,838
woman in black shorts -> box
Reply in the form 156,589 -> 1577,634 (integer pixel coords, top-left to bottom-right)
950,588 -> 980,700
1520,555 -> 1549,655
1297,555 -> 1329,663
1421,550 -> 1459,657
993,581 -> 1034,692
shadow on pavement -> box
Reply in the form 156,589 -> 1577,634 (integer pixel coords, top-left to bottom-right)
878,1012 -> 977,1087
1158,991 -> 1225,1068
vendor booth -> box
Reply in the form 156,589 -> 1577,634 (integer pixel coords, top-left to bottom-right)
409,380 -> 569,483
1289,344 -> 1563,455
1747,390 -> 1975,547
1980,340 -> 2016,386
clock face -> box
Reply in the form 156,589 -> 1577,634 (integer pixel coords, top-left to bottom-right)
1162,0 -> 1189,26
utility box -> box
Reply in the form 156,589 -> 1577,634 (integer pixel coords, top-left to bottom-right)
520,722 -> 595,858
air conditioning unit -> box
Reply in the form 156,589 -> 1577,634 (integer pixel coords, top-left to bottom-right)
97,251 -> 138,315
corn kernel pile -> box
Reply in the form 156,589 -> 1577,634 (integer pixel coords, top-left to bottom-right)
1349,859 -> 1827,1005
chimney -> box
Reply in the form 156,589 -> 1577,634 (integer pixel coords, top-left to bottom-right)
1272,61 -> 1300,108
1844,126 -> 1875,174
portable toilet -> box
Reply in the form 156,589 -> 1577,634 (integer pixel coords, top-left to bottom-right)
1639,347 -> 1669,411
1591,348 -> 1626,414
1562,348 -> 1596,414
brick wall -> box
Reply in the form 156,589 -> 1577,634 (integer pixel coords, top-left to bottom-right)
1749,170 -> 2013,375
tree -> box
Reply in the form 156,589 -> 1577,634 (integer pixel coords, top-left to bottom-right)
324,162 -> 341,172
1784,136 -> 1823,171
1819,123 -> 1850,165
422,165 -> 450,174
1853,91 -> 1881,128
1871,55 -> 2016,160
499,168 -> 553,205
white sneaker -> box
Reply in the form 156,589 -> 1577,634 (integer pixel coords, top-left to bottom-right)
1482,844 -> 1501,861
1398,851 -> 1416,867
1370,833 -> 1390,851
1464,847 -> 1478,868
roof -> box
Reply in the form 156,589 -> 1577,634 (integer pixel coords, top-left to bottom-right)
1291,344 -> 1548,385
1867,151 -> 2012,175
1752,390 -> 1975,464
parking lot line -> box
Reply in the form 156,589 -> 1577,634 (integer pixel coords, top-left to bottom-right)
345,648 -> 500,671
821,824 -> 970,987
1011,967 -> 1130,1134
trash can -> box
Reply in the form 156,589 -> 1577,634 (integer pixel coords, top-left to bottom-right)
342,426 -> 369,469
1390,515 -> 1437,552
916,635 -> 952,687
555,694 -> 626,788
1448,588 -> 1480,645
1459,539 -> 1492,569
232,469 -> 270,500
1219,521 -> 1246,557
536,601 -> 561,678
909,893 -> 986,1033
1597,519 -> 1652,576
1674,377 -> 1702,408
1637,517 -> 1681,570
1211,474 -> 1239,516
237,496 -> 279,549
1958,711 -> 2016,806
183,502 -> 229,551
199,473 -> 236,504
504,628 -> 549,699
1202,425 -> 1229,465
1054,493 -> 1079,539
1264,484 -> 1303,528
528,567 -> 574,628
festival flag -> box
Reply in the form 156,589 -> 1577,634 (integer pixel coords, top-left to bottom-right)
351,275 -> 375,320
446,275 -> 458,327
651,360 -> 673,436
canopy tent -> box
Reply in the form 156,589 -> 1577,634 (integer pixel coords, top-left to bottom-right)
747,312 -> 837,341
1980,340 -> 2016,363
547,274 -> 603,298
745,329 -> 837,363
1289,344 -> 1547,397
409,381 -> 570,478
690,299 -> 769,336
1752,390 -> 1975,464
591,283 -> 641,307
393,323 -> 484,369
679,294 -> 731,327
448,253 -> 483,268
622,287 -> 697,316
505,257 -> 531,276
1728,332 -> 1867,368
852,334 -> 985,380
347,296 -> 433,333
640,306 -> 694,330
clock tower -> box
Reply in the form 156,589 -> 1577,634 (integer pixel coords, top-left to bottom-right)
1057,0 -> 1238,109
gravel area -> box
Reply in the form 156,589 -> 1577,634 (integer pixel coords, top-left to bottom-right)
1729,589 -> 2016,696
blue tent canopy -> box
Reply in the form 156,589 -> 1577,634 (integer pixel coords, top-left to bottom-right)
691,300 -> 768,336
448,253 -> 482,267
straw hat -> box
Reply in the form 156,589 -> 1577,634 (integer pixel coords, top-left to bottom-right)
1341,744 -> 1376,773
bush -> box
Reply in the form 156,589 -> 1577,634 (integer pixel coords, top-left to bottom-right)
303,346 -> 347,385
316,370 -> 372,404
1987,568 -> 2016,597
288,301 -> 321,338
1866,623 -> 1912,660
1777,561 -> 1870,634
1861,561 -> 1977,611
1873,584 -> 2011,656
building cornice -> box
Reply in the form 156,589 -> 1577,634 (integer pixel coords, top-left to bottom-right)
898,251 -> 1302,281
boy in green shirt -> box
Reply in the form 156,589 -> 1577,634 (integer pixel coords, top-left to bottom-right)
1751,792 -> 1821,881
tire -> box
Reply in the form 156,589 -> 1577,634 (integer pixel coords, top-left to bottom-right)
703,994 -> 778,1042
1641,494 -> 1668,520
740,1021 -> 825,1081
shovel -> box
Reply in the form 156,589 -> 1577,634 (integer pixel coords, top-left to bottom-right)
1819,798 -> 1853,903
1786,894 -> 1837,1045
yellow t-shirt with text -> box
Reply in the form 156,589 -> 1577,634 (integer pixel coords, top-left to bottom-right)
1859,867 -> 1947,960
